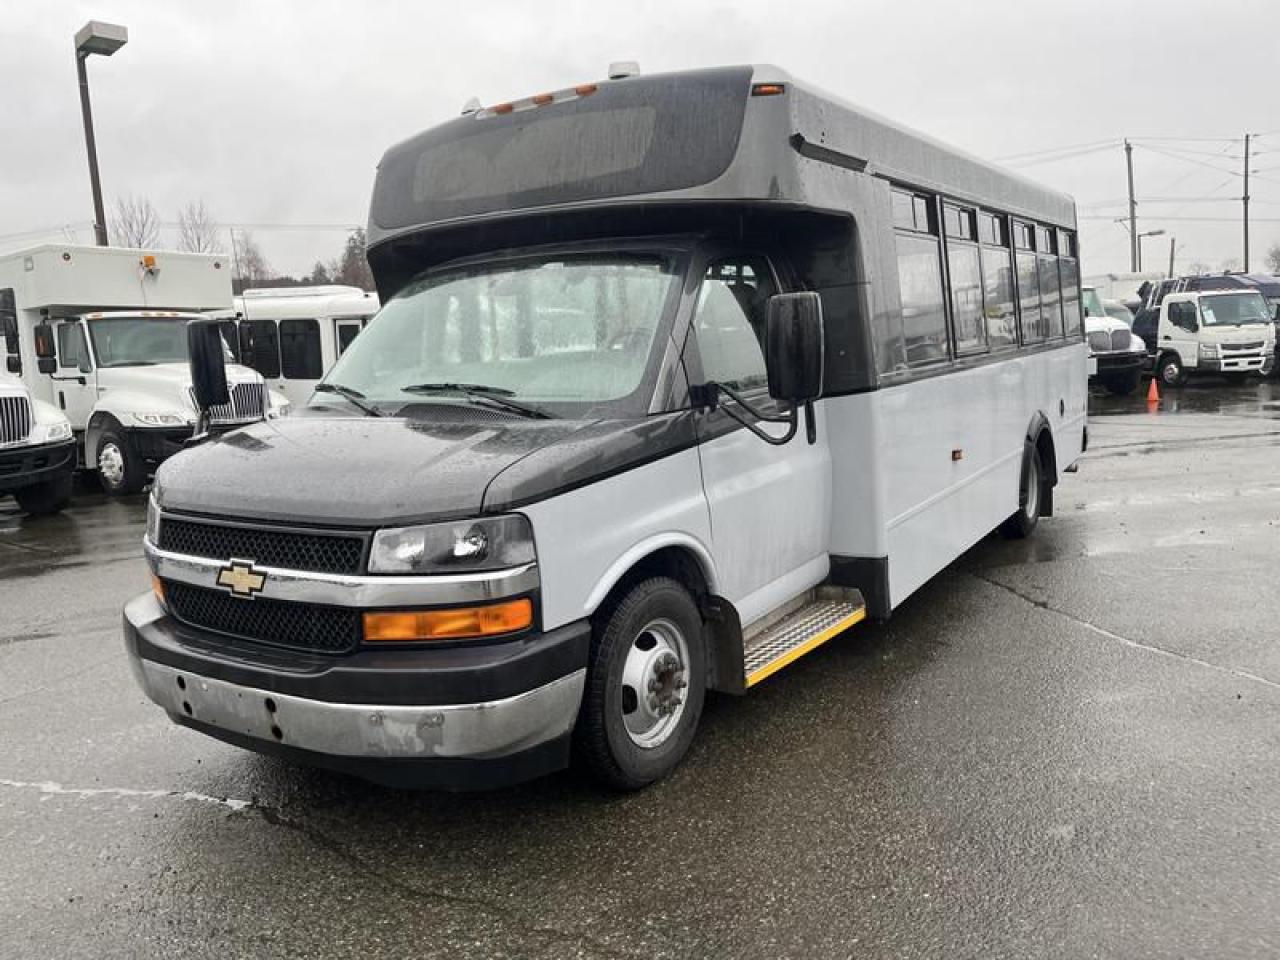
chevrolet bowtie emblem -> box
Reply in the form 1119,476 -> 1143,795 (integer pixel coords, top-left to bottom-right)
216,560 -> 267,598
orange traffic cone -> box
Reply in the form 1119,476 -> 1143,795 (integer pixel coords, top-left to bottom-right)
1146,377 -> 1160,409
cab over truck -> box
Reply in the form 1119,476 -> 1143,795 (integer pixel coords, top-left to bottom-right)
1,290 -> 76,514
1147,289 -> 1275,387
0,245 -> 287,496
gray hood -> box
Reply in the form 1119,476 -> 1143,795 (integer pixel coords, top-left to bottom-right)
153,409 -> 697,528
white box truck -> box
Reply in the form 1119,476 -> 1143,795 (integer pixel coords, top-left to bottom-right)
0,244 -> 287,496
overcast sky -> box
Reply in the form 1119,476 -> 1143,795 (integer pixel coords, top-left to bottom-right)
3,0 -> 1279,284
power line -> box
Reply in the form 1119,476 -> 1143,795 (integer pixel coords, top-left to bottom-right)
993,138 -> 1119,162
1079,214 -> 1280,223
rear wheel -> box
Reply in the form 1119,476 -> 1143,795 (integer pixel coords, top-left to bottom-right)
14,473 -> 72,516
1157,353 -> 1188,388
96,428 -> 146,496
1000,443 -> 1044,540
574,577 -> 706,790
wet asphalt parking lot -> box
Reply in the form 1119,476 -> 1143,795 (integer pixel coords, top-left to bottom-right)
3,381 -> 1280,959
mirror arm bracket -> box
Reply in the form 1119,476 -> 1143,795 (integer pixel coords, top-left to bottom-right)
702,381 -> 798,446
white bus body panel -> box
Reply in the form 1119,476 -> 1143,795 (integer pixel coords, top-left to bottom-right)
519,448 -> 714,632
829,344 -> 1087,609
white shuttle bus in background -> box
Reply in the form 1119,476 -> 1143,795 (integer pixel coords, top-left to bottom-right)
126,65 -> 1087,792
0,245 -> 286,496
210,285 -> 379,407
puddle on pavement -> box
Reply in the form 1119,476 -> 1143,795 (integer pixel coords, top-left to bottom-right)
1090,378 -> 1280,417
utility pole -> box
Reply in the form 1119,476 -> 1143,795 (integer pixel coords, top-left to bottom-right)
1168,236 -> 1175,278
1124,140 -> 1138,271
1243,133 -> 1251,272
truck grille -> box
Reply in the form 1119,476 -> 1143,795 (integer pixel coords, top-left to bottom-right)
158,516 -> 366,574
189,382 -> 266,423
1110,329 -> 1131,351
1088,331 -> 1111,353
0,396 -> 32,445
1225,341 -> 1264,353
163,580 -> 360,653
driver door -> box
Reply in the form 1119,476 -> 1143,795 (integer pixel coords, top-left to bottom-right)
50,320 -> 98,432
684,254 -> 832,628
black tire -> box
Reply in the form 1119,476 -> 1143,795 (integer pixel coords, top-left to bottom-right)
1102,369 -> 1142,396
14,472 -> 72,516
574,576 -> 707,791
1157,353 -> 1188,388
95,427 -> 147,496
999,442 -> 1044,540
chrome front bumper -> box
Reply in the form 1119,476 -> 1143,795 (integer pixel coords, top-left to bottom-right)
133,654 -> 585,761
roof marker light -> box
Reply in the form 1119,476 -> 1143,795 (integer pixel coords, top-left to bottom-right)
532,93 -> 554,106
491,102 -> 514,115
752,83 -> 786,97
575,83 -> 597,96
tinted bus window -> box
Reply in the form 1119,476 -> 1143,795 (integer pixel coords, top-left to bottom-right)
981,247 -> 1018,348
947,244 -> 986,355
280,318 -> 323,380
240,319 -> 281,379
1016,253 -> 1043,342
1038,256 -> 1064,337
1059,258 -> 1082,337
895,233 -> 949,365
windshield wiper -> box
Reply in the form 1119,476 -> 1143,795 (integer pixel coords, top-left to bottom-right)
314,382 -> 382,417
400,382 -> 550,419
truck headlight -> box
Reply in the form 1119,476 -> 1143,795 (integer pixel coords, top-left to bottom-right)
1198,343 -> 1220,359
132,412 -> 190,427
369,515 -> 536,574
29,420 -> 72,443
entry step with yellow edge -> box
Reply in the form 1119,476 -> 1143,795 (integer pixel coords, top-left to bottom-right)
743,586 -> 866,687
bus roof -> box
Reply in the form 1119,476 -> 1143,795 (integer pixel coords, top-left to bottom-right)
368,64 -> 1075,252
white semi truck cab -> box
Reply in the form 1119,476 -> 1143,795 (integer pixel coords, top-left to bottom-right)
0,245 -> 286,495
1151,289 -> 1276,387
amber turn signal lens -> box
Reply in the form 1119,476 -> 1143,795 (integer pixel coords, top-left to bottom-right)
751,83 -> 786,97
532,93 -> 554,106
364,598 -> 533,642
574,83 -> 598,96
151,574 -> 165,604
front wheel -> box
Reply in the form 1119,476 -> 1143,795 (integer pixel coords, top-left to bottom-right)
1000,443 -> 1044,540
574,577 -> 707,790
14,473 -> 72,516
1157,354 -> 1188,388
96,428 -> 147,496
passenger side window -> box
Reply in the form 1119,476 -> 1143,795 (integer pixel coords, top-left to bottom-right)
57,323 -> 89,371
280,318 -> 322,379
239,319 -> 281,379
692,257 -> 776,390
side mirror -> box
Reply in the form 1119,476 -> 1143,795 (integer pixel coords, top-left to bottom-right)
0,288 -> 16,340
33,321 -> 56,374
188,318 -> 230,415
765,292 -> 824,402
5,355 -> 20,375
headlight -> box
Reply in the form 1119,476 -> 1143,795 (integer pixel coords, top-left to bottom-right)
132,412 -> 191,427
369,515 -> 536,574
28,420 -> 72,443
146,494 -> 160,545
1198,343 -> 1220,360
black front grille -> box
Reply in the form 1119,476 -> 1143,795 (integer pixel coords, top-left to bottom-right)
164,580 -> 360,653
1226,340 -> 1264,352
158,517 -> 365,574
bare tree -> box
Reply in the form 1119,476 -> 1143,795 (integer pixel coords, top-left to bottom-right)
1185,261 -> 1212,277
229,229 -> 272,291
1265,243 -> 1280,274
176,200 -> 222,253
1220,257 -> 1242,273
111,195 -> 160,248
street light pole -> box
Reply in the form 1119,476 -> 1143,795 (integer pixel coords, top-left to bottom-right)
1137,228 -> 1165,273
73,21 -> 127,248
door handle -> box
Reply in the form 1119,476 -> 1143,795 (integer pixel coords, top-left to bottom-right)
1162,335 -> 1171,340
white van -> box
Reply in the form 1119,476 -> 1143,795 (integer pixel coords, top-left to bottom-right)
0,245 -> 287,495
212,286 -> 379,407
1153,289 -> 1276,386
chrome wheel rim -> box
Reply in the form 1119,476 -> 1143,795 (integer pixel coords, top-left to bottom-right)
1162,361 -> 1180,385
1024,454 -> 1040,520
99,443 -> 125,487
620,618 -> 690,749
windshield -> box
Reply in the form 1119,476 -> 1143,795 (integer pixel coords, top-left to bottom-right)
1082,288 -> 1105,318
316,252 -> 680,417
1198,292 -> 1272,327
87,317 -> 193,367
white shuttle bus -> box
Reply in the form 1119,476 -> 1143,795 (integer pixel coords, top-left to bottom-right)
126,65 -> 1086,791
0,245 -> 286,495
211,285 -> 379,407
